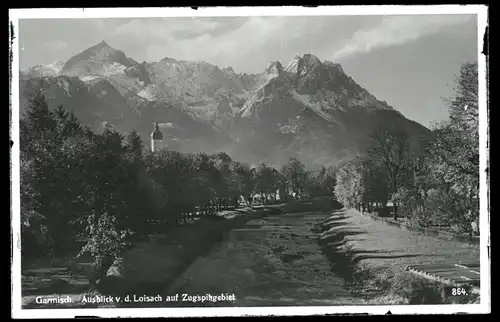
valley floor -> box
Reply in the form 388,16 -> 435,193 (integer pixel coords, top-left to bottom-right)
20,207 -> 481,309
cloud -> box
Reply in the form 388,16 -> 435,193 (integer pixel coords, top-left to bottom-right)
19,16 -> 380,71
18,15 -> 477,74
44,39 -> 68,51
331,14 -> 476,61
109,16 -> 300,67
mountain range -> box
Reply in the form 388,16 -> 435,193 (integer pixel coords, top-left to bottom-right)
19,40 -> 428,167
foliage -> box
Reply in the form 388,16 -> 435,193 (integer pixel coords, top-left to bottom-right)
344,62 -> 480,235
20,93 -> 143,260
78,211 -> 134,267
329,62 -> 480,234
252,163 -> 281,201
360,157 -> 390,208
19,92 -> 343,266
229,161 -> 254,203
446,62 -> 479,125
367,124 -> 414,219
334,159 -> 365,209
280,158 -> 309,198
304,166 -> 337,198
416,62 -> 480,234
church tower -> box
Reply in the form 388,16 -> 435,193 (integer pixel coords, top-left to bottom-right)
151,121 -> 164,152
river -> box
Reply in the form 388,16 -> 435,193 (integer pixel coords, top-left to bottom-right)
167,211 -> 365,306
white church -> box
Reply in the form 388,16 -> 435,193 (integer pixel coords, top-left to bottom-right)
150,121 -> 164,152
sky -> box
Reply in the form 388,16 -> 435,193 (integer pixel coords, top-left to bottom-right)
17,14 -> 479,126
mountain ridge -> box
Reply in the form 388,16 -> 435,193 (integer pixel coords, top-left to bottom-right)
19,40 -> 429,167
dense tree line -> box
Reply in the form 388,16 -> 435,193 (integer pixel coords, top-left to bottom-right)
19,93 -> 337,276
334,62 -> 480,236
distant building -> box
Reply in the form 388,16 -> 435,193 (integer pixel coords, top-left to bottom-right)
150,121 -> 164,152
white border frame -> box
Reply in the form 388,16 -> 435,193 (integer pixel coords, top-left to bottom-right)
10,5 -> 490,318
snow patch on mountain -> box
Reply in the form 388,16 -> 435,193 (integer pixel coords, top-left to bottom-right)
47,60 -> 65,74
22,60 -> 65,77
290,90 -> 338,123
56,77 -> 72,97
80,75 -> 102,82
137,84 -> 166,101
101,62 -> 127,75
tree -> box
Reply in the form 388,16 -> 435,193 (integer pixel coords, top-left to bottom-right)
229,161 -> 254,205
368,125 -> 414,220
20,94 -> 138,259
281,158 -> 309,199
304,166 -> 338,198
253,163 -> 280,203
191,152 -> 219,212
79,210 -> 133,281
53,105 -> 82,139
20,92 -> 57,151
149,150 -> 194,224
417,62 -> 480,235
446,62 -> 479,126
358,157 -> 390,212
212,152 -> 235,208
125,130 -> 144,164
20,94 -> 81,253
334,160 -> 364,209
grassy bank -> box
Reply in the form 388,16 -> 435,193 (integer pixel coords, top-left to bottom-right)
312,209 -> 480,305
354,266 -> 480,305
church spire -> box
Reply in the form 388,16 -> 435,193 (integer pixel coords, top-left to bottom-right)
151,121 -> 164,153
151,121 -> 163,140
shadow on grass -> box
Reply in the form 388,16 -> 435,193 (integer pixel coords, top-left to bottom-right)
319,230 -> 365,244
312,211 -> 477,305
314,213 -> 430,286
350,254 -> 426,266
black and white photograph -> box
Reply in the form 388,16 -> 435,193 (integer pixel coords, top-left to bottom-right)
10,6 -> 490,318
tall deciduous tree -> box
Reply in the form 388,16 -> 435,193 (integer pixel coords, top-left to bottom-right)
281,158 -> 309,199
419,62 -> 480,235
253,163 -> 280,203
334,159 -> 364,209
368,125 -> 414,220
229,161 -> 254,204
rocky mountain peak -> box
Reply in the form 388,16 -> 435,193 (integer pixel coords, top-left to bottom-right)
323,60 -> 344,74
61,40 -> 131,75
83,40 -> 117,58
160,57 -> 177,63
284,53 -> 322,76
96,40 -> 111,49
222,66 -> 236,74
265,61 -> 284,76
20,43 -> 425,167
